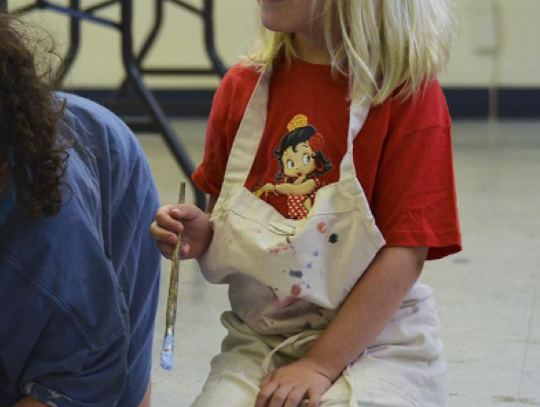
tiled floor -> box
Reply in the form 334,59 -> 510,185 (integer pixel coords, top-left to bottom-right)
136,120 -> 540,407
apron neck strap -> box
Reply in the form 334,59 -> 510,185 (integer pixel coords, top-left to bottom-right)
221,68 -> 271,194
339,102 -> 370,181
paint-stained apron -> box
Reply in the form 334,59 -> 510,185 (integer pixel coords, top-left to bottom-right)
195,67 -> 445,407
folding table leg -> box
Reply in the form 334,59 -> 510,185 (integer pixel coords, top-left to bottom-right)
57,0 -> 81,83
117,0 -> 165,97
120,0 -> 206,210
203,0 -> 227,78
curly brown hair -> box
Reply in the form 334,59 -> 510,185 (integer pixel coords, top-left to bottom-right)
0,13 -> 72,218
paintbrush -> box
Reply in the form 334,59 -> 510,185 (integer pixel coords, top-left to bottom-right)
160,182 -> 186,370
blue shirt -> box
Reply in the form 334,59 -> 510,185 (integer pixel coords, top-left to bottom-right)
0,94 -> 161,407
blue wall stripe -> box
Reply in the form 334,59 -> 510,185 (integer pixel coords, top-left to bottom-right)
66,88 -> 540,119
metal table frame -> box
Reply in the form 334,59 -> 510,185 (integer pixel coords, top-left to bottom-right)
1,0 -> 227,209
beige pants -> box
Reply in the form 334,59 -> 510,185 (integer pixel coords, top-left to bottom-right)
191,296 -> 445,407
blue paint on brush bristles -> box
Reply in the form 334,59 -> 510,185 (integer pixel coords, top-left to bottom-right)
160,334 -> 175,370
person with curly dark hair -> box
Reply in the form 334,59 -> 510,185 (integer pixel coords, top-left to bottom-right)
0,14 -> 160,407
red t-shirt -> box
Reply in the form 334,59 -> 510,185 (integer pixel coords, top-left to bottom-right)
193,58 -> 461,260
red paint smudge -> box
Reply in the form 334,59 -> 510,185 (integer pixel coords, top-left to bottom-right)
252,228 -> 263,234
317,222 -> 326,234
270,244 -> 290,254
291,284 -> 302,296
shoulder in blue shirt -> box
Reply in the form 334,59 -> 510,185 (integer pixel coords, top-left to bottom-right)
0,93 -> 161,407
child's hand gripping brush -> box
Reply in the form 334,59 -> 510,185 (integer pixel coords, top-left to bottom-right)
160,182 -> 186,370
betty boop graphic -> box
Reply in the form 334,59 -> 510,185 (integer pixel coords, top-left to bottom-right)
255,115 -> 332,219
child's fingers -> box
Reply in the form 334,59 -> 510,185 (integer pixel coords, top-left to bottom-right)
169,204 -> 204,222
283,388 -> 307,407
150,221 -> 178,245
306,390 -> 321,407
156,242 -> 174,259
259,371 -> 273,388
180,243 -> 190,258
157,243 -> 191,260
157,243 -> 190,260
155,210 -> 184,235
268,386 -> 293,407
255,380 -> 279,407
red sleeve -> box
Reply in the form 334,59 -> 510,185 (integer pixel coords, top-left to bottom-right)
192,65 -> 260,197
372,82 -> 462,260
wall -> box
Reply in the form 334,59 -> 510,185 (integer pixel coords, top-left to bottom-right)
13,0 -> 538,89
441,0 -> 540,88
17,0 -> 254,88
12,0 -> 540,117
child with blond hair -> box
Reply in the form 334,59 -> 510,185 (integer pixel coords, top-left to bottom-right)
152,1 -> 461,406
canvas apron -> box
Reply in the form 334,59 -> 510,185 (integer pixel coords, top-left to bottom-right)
196,67 -> 443,407
199,66 -> 387,334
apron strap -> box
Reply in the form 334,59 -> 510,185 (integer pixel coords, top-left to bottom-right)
261,331 -> 321,374
221,68 -> 271,197
339,102 -> 370,182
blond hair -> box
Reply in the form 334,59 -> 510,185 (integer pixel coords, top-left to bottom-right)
247,0 -> 458,105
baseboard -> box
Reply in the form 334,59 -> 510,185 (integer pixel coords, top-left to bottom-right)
68,89 -> 215,118
66,87 -> 540,119
498,89 -> 540,118
443,88 -> 540,118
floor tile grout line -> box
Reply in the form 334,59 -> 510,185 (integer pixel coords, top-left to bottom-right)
516,266 -> 540,406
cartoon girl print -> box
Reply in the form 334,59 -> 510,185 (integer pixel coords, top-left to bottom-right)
255,115 -> 332,219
